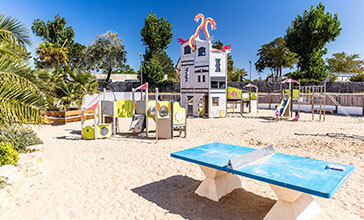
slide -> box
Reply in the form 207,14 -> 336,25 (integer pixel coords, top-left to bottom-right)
278,97 -> 291,117
129,114 -> 146,133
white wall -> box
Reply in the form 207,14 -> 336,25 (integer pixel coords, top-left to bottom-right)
83,92 -> 141,109
258,104 -> 363,115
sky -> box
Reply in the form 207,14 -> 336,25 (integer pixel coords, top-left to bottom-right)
2,0 -> 364,79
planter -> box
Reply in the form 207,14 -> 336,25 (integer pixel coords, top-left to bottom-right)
42,109 -> 94,124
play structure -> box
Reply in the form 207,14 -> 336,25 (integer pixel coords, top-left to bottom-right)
171,142 -> 354,220
81,102 -> 113,140
81,83 -> 187,140
298,83 -> 327,121
278,79 -> 300,119
177,14 -> 231,118
226,84 -> 258,115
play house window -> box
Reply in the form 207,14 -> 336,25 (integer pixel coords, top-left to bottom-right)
198,47 -> 206,56
202,75 -> 205,82
184,46 -> 191,54
211,81 -> 225,89
212,97 -> 219,106
215,59 -> 221,72
198,75 -> 201,83
211,81 -> 218,88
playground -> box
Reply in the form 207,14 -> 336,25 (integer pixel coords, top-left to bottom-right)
1,110 -> 362,219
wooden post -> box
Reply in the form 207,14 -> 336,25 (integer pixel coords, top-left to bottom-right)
323,84 -> 326,121
170,101 -> 174,139
268,93 -> 271,109
155,88 -> 159,141
145,83 -> 149,136
132,88 -> 135,116
249,89 -> 251,113
289,82 -> 292,117
298,83 -> 301,116
319,86 -> 322,121
94,102 -> 98,140
312,87 -> 314,121
256,87 -> 259,113
81,108 -> 84,137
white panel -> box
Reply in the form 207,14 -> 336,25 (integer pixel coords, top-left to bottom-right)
82,92 -> 140,109
209,93 -> 227,118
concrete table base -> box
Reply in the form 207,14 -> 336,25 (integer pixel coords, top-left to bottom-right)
195,165 -> 244,201
264,184 -> 321,220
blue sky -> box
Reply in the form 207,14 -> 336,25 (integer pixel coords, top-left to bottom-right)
3,0 -> 364,79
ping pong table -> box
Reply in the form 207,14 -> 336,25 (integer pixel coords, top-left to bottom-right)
171,142 -> 354,220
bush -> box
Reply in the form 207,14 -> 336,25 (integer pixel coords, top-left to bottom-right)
0,142 -> 19,166
349,74 -> 364,82
0,125 -> 43,153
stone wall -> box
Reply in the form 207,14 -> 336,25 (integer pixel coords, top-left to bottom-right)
104,81 -> 364,93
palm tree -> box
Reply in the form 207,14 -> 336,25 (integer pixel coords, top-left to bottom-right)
0,58 -> 45,124
68,70 -> 99,95
0,14 -> 30,60
35,42 -> 68,69
55,79 -> 81,110
0,14 -> 45,124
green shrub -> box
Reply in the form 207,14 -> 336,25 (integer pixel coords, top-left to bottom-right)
0,125 -> 43,153
0,176 -> 10,189
349,74 -> 364,82
0,142 -> 19,165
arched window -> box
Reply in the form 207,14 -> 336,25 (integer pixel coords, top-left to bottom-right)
198,47 -> 206,56
184,46 -> 191,54
215,59 -> 221,72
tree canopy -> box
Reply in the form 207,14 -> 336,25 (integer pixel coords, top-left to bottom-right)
141,12 -> 173,57
140,12 -> 175,83
84,31 -> 127,83
32,14 -> 85,70
285,3 -> 341,82
255,37 -> 297,82
326,52 -> 364,74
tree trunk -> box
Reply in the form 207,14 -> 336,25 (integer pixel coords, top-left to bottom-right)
105,67 -> 112,83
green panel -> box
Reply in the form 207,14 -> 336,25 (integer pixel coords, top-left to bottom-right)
251,92 -> 257,100
82,126 -> 95,139
115,100 -> 133,118
292,89 -> 300,99
96,124 -> 112,138
227,87 -> 242,100
82,124 -> 112,139
282,89 -> 300,99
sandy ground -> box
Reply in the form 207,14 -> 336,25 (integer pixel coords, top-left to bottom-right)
1,109 -> 363,220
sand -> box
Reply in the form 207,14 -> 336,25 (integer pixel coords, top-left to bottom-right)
1,110 -> 363,219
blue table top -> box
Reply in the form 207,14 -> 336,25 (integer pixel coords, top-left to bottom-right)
171,142 -> 354,198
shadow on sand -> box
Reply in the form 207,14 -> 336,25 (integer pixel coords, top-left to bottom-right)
295,132 -> 364,141
132,175 -> 275,220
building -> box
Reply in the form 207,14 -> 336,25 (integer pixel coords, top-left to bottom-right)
94,73 -> 138,82
331,72 -> 358,82
179,37 -> 228,118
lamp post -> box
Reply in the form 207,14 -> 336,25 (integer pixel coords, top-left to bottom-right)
138,53 -> 143,84
249,60 -> 252,82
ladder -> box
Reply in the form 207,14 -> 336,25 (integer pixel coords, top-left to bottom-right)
327,94 -> 363,123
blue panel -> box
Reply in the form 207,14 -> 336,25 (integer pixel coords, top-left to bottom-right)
171,142 -> 354,198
